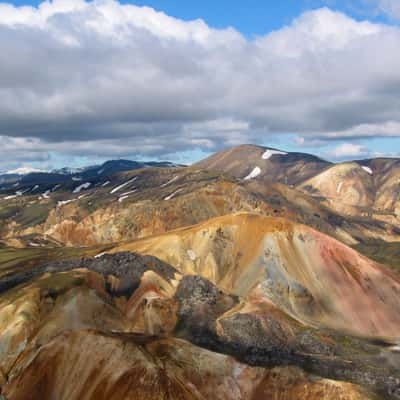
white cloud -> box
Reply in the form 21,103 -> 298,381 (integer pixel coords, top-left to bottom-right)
330,143 -> 369,158
0,1 -> 400,167
314,121 -> 400,140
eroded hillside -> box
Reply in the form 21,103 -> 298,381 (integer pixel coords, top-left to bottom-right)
1,159 -> 399,257
111,213 -> 400,338
0,251 -> 398,399
1,146 -> 400,400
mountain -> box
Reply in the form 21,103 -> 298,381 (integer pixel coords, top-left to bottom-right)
1,150 -> 400,266
110,213 -> 400,337
0,174 -> 21,184
195,144 -> 400,221
54,159 -> 179,180
299,157 -> 400,221
1,163 -> 398,250
194,144 -> 332,185
0,159 -> 179,191
1,233 -> 398,399
0,167 -> 49,185
1,144 -> 400,400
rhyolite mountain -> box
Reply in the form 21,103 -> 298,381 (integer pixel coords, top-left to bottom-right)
194,144 -> 332,186
1,145 -> 400,400
1,146 -> 399,264
1,236 -> 400,399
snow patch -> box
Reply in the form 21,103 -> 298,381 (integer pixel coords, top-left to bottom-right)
362,166 -> 373,175
161,176 -> 179,187
3,187 -> 32,200
164,189 -> 182,201
337,181 -> 343,194
110,177 -> 138,194
121,189 -> 137,197
97,168 -> 105,175
244,167 -> 261,180
101,181 -> 110,187
16,188 -> 30,196
72,177 -> 82,182
262,149 -> 288,160
32,185 -> 40,191
118,190 -> 137,202
73,182 -> 91,193
95,252 -> 107,259
57,199 -> 76,207
42,190 -> 51,199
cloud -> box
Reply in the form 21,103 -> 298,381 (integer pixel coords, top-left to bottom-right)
0,1 -> 400,167
375,0 -> 400,19
330,142 -> 369,158
298,121 -> 400,144
0,136 -> 50,168
327,140 -> 400,160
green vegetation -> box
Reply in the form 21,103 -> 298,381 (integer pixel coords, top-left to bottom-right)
354,240 -> 400,274
0,200 -> 53,233
0,203 -> 19,221
14,203 -> 52,227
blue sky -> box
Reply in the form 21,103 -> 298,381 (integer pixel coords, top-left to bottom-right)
0,0 -> 399,169
6,0 -> 394,34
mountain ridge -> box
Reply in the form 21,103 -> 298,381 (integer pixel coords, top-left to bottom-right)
1,144 -> 400,400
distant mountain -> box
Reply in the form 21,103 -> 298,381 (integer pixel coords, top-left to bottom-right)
194,144 -> 332,185
0,159 -> 180,192
0,167 -> 47,184
51,159 -> 178,179
1,145 -> 399,267
195,144 -> 400,220
0,174 -> 20,185
73,159 -> 178,180
299,157 -> 400,217
52,167 -> 89,175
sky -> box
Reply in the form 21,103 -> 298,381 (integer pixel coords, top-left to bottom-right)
0,0 -> 400,171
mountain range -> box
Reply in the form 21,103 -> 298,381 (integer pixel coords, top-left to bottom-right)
1,144 -> 400,400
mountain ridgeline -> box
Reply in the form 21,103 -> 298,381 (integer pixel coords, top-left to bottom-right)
1,144 -> 400,400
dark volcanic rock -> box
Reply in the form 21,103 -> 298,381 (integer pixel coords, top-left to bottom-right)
0,252 -> 177,297
174,275 -> 239,338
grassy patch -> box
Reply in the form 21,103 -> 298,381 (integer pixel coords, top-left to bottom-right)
0,203 -> 19,222
14,203 -> 52,228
